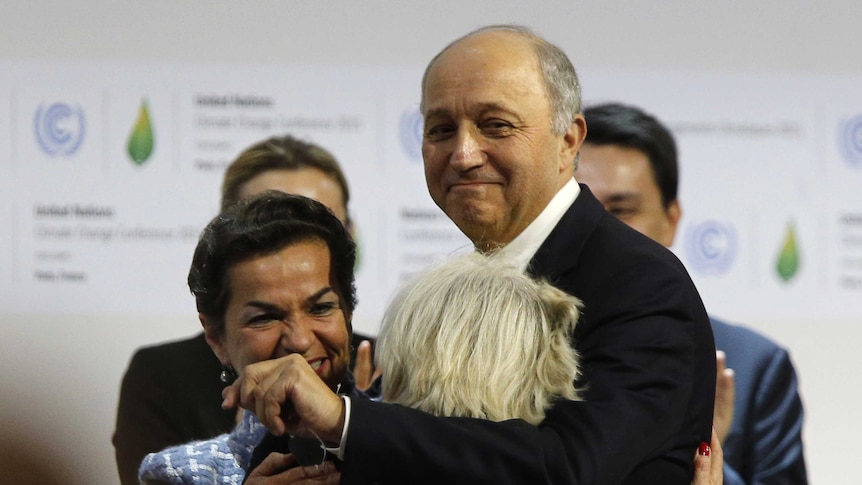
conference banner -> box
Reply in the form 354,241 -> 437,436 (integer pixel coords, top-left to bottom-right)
1,61 -> 859,330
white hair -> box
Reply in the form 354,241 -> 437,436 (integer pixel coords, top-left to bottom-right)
376,252 -> 582,425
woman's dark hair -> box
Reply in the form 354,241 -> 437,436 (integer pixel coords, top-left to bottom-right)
188,191 -> 357,335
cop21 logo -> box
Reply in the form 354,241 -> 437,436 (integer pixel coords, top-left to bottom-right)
839,114 -> 862,168
34,102 -> 86,157
684,220 -> 737,276
399,108 -> 424,162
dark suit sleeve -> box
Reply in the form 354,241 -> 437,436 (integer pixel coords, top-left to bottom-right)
724,464 -> 746,485
339,257 -> 714,485
744,348 -> 807,485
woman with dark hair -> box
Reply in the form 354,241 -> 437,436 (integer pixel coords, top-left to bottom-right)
114,133 -> 376,485
139,191 -> 363,484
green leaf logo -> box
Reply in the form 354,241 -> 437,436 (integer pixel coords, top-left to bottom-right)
776,222 -> 800,282
127,99 -> 154,165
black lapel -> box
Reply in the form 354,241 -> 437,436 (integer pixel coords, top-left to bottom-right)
528,184 -> 605,282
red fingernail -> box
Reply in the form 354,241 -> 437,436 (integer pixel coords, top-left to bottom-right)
698,442 -> 711,457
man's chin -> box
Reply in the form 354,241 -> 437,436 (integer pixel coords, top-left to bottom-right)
452,217 -> 501,248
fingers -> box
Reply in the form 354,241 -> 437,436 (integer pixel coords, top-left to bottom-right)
253,365 -> 293,436
353,340 -> 375,390
708,428 -> 723,484
692,428 -> 724,485
250,452 -> 296,478
229,355 -> 346,442
713,350 -> 736,444
238,358 -> 301,436
289,460 -> 340,484
222,379 -> 242,410
692,442 -> 711,485
245,453 -> 340,485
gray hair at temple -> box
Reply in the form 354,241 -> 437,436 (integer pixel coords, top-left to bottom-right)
375,252 -> 582,425
420,24 -> 582,136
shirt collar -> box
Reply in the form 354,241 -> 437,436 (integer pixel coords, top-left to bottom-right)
498,178 -> 580,272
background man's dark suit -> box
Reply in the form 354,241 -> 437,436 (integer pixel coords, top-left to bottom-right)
113,333 -> 235,485
712,318 -> 807,484
340,186 -> 715,485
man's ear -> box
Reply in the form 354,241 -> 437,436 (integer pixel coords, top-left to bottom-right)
200,313 -> 230,366
664,199 -> 682,247
561,115 -> 587,172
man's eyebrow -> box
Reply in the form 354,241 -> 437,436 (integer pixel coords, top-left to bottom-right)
423,103 -> 521,120
605,192 -> 640,204
422,107 -> 451,120
475,102 -> 517,115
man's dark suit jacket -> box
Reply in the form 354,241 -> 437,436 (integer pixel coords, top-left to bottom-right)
113,331 -> 374,485
712,318 -> 808,485
340,186 -> 715,485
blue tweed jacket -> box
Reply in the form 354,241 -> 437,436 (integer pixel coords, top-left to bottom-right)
138,409 -> 267,485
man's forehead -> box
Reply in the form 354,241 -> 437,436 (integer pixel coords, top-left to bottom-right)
424,40 -> 543,98
421,29 -> 543,109
436,30 -> 534,66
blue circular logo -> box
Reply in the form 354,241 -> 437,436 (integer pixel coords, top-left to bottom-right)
839,114 -> 862,168
34,102 -> 86,156
684,220 -> 737,276
399,108 -> 424,162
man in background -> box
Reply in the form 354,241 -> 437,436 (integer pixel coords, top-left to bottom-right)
577,102 -> 807,485
112,134 -> 375,485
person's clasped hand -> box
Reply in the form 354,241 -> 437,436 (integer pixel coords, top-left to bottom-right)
221,354 -> 346,445
244,452 -> 340,485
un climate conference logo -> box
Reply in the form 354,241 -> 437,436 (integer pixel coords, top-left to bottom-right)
684,220 -> 737,276
34,102 -> 86,156
399,108 -> 424,162
839,114 -> 862,168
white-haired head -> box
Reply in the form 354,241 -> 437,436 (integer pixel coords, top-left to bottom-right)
376,252 -> 582,425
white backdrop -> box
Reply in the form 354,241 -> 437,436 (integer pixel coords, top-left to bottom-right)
1,2 -> 860,483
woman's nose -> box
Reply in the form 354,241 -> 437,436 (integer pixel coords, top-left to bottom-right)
279,320 -> 315,355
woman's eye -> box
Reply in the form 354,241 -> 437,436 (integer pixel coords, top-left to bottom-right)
245,314 -> 275,326
310,302 -> 338,316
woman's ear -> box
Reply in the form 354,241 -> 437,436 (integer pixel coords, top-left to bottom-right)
344,312 -> 354,340
200,313 -> 230,366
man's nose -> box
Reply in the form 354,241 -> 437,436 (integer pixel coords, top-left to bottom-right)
450,126 -> 484,170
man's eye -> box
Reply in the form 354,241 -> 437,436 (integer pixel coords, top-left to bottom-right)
482,120 -> 513,135
609,207 -> 636,219
425,124 -> 455,140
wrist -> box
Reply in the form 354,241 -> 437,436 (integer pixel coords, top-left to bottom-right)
322,395 -> 350,460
